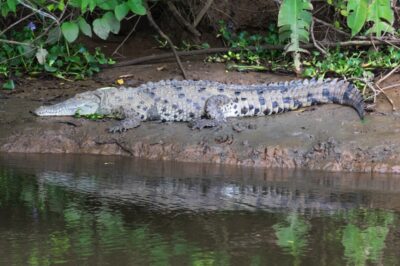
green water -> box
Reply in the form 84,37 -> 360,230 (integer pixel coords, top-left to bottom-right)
0,154 -> 399,266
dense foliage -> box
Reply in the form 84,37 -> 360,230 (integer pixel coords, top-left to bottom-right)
0,0 -> 147,89
0,0 -> 399,93
277,0 -> 396,70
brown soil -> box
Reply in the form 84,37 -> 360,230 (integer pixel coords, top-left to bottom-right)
2,57 -> 400,174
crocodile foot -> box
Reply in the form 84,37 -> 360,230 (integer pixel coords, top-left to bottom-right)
108,118 -> 141,133
189,119 -> 225,130
232,122 -> 258,132
108,125 -> 129,133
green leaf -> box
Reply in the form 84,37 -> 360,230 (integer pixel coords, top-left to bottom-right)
44,64 -> 57,72
92,18 -> 110,40
2,80 -> 15,90
365,0 -> 394,36
1,6 -> 10,17
58,0 -> 65,11
46,27 -> 61,44
35,48 -> 48,65
102,12 -> 120,34
19,44 -> 35,58
78,17 -> 92,37
80,0 -> 89,12
97,0 -> 118,10
47,4 -> 55,11
347,0 -> 369,36
61,22 -> 79,43
127,0 -> 146,15
115,2 -> 130,21
89,0 -> 96,12
7,0 -> 17,13
67,0 -> 80,8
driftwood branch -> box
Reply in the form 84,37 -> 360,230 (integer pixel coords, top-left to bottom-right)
193,0 -> 214,28
167,1 -> 201,37
112,39 -> 400,68
146,3 -> 188,79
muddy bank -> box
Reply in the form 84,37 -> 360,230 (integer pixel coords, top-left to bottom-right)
2,61 -> 400,174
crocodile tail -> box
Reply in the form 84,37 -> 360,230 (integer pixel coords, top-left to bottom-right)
327,79 -> 365,119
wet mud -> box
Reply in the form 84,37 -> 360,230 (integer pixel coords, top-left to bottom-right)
2,61 -> 400,174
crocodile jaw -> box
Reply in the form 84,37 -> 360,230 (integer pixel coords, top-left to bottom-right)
34,98 -> 100,116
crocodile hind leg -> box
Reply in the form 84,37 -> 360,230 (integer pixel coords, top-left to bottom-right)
190,95 -> 231,129
108,110 -> 142,133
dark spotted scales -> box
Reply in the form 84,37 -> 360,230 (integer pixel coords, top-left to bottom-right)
81,79 -> 366,132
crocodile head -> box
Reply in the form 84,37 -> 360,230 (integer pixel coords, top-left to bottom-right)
34,91 -> 102,116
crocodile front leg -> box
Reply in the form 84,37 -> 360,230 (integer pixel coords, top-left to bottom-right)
108,110 -> 142,133
190,95 -> 231,129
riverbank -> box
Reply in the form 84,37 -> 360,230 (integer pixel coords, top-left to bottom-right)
2,61 -> 400,173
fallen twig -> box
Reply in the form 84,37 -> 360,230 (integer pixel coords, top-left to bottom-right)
375,83 -> 396,111
376,64 -> 400,86
381,83 -> 400,91
351,76 -> 396,110
145,2 -> 188,79
379,38 -> 400,50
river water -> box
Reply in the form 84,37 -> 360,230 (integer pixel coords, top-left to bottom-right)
0,154 -> 399,265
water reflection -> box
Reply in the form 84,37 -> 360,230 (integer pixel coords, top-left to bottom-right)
0,154 -> 399,265
273,213 -> 311,266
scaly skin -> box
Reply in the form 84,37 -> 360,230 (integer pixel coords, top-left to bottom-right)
33,79 -> 365,133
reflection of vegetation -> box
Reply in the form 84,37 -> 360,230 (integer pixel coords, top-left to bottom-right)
273,212 -> 311,265
0,169 -> 234,265
341,209 -> 395,266
1,168 -> 400,266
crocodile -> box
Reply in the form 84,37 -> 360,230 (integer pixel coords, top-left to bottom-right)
33,79 -> 365,133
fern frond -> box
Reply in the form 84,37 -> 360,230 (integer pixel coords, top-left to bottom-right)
278,0 -> 313,73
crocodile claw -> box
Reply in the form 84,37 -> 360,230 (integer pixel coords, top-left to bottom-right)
108,118 -> 141,133
189,119 -> 224,130
108,125 -> 128,133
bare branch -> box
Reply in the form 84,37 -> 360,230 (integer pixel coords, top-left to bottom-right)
112,17 -> 142,56
0,12 -> 36,36
313,17 -> 351,37
146,3 -> 188,79
167,1 -> 201,37
18,0 -> 60,25
311,19 -> 327,54
193,0 -> 214,28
